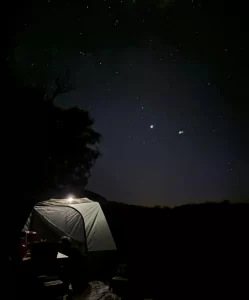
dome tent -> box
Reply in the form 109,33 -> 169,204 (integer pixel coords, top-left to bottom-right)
24,197 -> 116,254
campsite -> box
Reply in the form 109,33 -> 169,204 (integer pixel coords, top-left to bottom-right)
8,197 -> 249,299
12,197 -> 127,299
5,0 -> 249,299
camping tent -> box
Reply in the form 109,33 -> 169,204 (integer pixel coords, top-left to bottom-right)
24,198 -> 116,253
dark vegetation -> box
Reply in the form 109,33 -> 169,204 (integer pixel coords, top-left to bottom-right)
6,84 -> 101,251
102,200 -> 249,298
5,1 -> 101,254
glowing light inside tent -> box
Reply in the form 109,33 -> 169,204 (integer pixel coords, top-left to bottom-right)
67,195 -> 74,202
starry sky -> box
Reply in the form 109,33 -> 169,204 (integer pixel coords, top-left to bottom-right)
13,0 -> 249,206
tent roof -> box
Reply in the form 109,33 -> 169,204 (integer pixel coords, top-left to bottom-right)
27,197 -> 117,252
38,197 -> 93,206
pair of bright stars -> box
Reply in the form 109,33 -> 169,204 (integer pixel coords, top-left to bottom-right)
150,125 -> 184,135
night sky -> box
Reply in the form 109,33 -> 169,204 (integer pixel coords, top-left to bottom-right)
13,0 -> 249,206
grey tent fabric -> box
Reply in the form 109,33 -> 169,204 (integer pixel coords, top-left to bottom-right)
24,198 -> 116,253
70,202 -> 116,251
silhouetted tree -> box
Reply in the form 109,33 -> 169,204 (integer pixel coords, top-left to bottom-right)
5,72 -> 101,252
4,1 -> 102,253
21,71 -> 101,197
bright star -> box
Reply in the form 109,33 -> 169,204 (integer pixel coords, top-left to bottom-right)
150,125 -> 154,129
178,130 -> 184,135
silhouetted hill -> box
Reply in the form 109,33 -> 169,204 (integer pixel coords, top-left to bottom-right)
102,200 -> 249,250
82,189 -> 108,204
100,200 -> 249,298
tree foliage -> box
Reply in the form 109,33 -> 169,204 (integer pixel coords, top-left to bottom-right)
5,1 -> 101,241
19,73 -> 101,200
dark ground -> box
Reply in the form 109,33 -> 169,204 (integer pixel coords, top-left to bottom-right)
4,201 -> 249,299
103,201 -> 249,299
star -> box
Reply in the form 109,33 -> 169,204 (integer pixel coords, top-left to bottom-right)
178,130 -> 184,135
150,125 -> 154,129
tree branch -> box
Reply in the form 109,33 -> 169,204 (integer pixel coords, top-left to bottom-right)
47,68 -> 74,103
